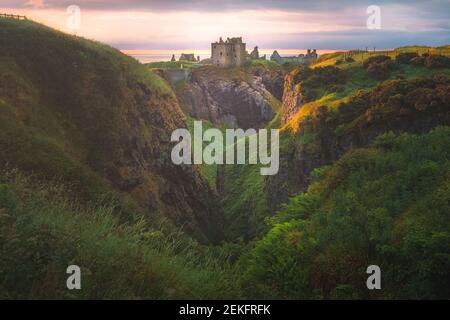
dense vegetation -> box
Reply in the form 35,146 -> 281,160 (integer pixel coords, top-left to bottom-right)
220,47 -> 450,299
0,170 -> 239,299
242,127 -> 450,299
1,19 -> 449,299
292,66 -> 348,101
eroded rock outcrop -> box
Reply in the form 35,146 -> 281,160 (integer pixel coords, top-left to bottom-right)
178,66 -> 284,129
281,70 -> 306,125
281,66 -> 348,125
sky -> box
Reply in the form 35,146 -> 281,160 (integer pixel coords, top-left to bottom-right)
1,0 -> 449,50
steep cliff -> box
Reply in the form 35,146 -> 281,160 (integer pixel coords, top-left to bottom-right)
281,65 -> 348,125
0,19 -> 224,243
177,63 -> 284,129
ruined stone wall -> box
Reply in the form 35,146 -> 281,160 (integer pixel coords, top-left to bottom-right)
211,41 -> 246,67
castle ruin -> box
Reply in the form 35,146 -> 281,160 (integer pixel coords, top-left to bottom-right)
270,49 -> 318,64
211,37 -> 246,67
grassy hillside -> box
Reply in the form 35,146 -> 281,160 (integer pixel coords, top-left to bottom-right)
313,46 -> 450,68
0,169 -> 239,299
0,18 -> 237,298
286,48 -> 450,132
0,18 -> 225,243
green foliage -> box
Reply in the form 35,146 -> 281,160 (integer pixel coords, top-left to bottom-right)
0,170 -> 241,299
293,66 -> 348,101
363,56 -> 398,80
0,18 -> 175,207
424,55 -> 450,68
222,161 -> 269,239
244,127 -> 450,299
338,76 -> 449,134
395,52 -> 419,64
185,116 -> 222,189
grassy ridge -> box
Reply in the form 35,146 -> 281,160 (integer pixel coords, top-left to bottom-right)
0,18 -> 227,245
314,46 -> 450,68
285,47 -> 450,133
147,60 -> 199,70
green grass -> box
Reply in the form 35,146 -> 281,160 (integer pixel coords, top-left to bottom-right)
147,60 -> 199,70
243,59 -> 280,70
284,46 -> 450,133
314,46 -> 450,69
185,116 -> 224,190
0,18 -> 179,210
222,161 -> 269,239
1,16 -> 225,241
0,170 -> 241,299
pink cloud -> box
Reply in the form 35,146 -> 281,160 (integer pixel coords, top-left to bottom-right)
24,0 -> 46,9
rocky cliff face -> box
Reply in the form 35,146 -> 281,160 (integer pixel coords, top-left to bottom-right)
281,70 -> 305,125
177,65 -> 284,129
281,66 -> 348,125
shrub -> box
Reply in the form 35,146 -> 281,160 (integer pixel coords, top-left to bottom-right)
362,55 -> 391,69
366,60 -> 397,80
0,170 -> 240,299
424,55 -> 450,69
395,52 -> 419,64
411,56 -> 426,66
363,56 -> 397,80
293,66 -> 348,101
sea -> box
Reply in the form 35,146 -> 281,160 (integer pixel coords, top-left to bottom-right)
122,49 -> 338,63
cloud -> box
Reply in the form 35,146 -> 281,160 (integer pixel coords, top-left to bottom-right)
24,0 -> 46,9
1,0 -> 447,13
1,0 -> 448,49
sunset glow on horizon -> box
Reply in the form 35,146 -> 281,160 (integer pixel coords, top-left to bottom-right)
1,0 -> 449,51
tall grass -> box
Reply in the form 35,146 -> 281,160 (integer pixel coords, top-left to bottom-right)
0,169 -> 242,299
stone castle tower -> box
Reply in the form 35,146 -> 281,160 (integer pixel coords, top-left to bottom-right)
211,37 -> 246,67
